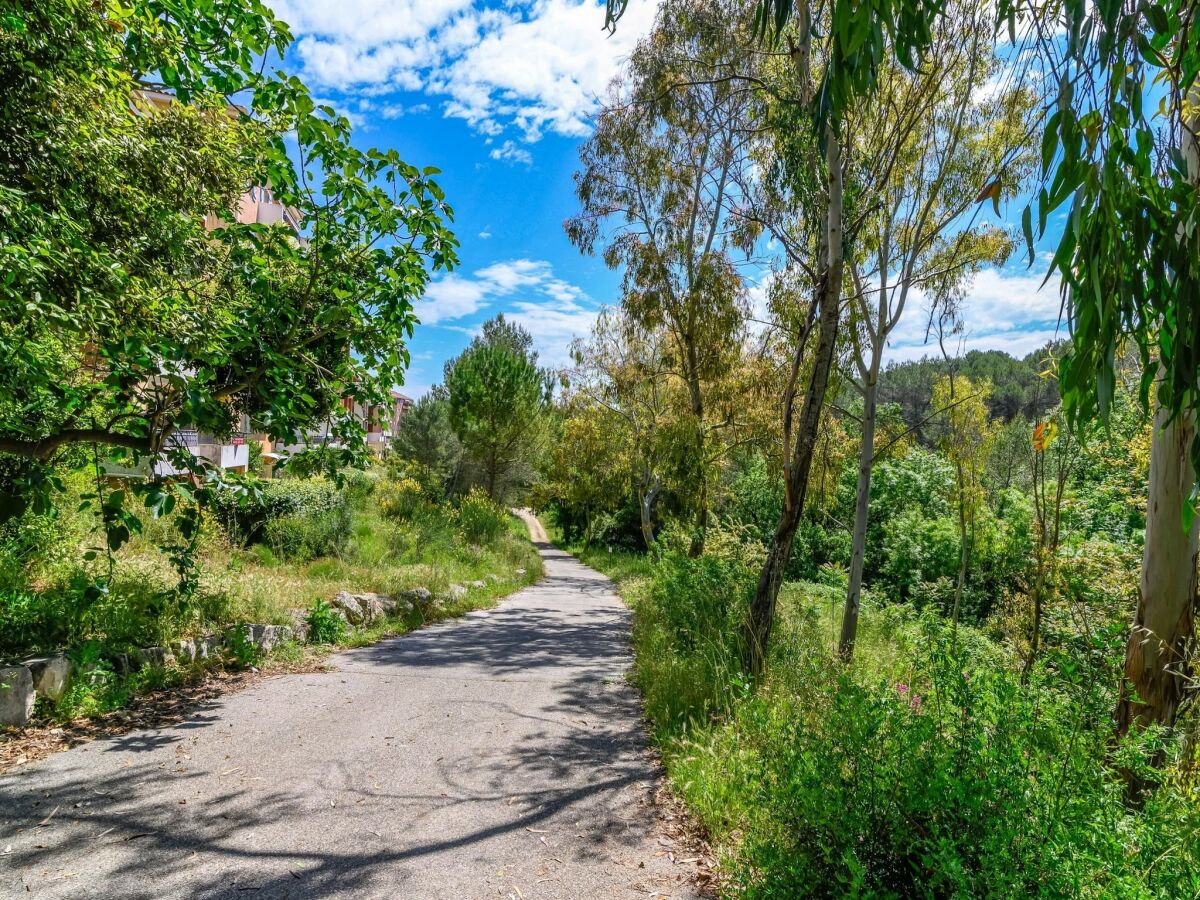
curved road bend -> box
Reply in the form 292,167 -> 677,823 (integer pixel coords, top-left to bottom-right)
0,511 -> 698,899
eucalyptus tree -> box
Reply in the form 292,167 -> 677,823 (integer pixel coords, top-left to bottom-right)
0,1 -> 456,586
836,0 -> 1037,659
1004,0 -> 1200,734
602,0 -> 946,674
567,0 -> 757,555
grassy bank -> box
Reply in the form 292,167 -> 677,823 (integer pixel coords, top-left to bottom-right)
558,527 -> 1200,898
2,475 -> 541,725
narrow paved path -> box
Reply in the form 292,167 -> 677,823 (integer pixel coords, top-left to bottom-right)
0,518 -> 697,899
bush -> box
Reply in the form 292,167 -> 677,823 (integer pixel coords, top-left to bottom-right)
656,601 -> 1200,898
632,535 -> 757,736
214,477 -> 350,559
377,477 -> 428,521
263,506 -> 351,561
456,489 -> 508,545
305,599 -> 347,644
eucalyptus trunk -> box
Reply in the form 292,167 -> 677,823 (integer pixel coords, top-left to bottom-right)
1115,91 -> 1200,736
638,470 -> 661,551
839,377 -> 878,659
744,126 -> 844,676
1115,403 -> 1199,735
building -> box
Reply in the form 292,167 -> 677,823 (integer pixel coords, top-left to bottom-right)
277,389 -> 415,461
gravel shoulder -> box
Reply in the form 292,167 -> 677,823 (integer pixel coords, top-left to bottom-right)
0,516 -> 699,899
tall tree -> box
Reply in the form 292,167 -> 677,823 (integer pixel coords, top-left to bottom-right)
837,0 -> 1035,658
1006,0 -> 1200,735
931,374 -> 998,627
739,0 -> 942,676
445,317 -> 550,502
567,0 -> 754,555
566,308 -> 676,549
391,392 -> 461,495
0,0 -> 455,570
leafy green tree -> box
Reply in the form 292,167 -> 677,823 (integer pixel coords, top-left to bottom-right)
838,0 -> 1034,659
391,393 -> 461,495
1007,0 -> 1200,735
444,317 -> 550,502
0,1 -> 456,582
567,0 -> 753,554
565,308 -> 677,549
932,374 -> 998,628
602,0 -> 945,674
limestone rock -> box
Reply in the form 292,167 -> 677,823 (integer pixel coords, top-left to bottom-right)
286,609 -> 311,643
195,635 -> 223,660
400,587 -> 433,608
250,624 -> 292,653
446,583 -> 468,602
331,591 -> 366,625
0,666 -> 36,726
173,639 -> 197,664
23,656 -> 73,702
133,646 -> 171,669
469,580 -> 486,589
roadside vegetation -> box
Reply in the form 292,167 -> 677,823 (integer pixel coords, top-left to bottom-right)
1,464 -> 540,723
534,0 -> 1200,893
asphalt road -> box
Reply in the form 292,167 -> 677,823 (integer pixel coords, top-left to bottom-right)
0,515 -> 697,899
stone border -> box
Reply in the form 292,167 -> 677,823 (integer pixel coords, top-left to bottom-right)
0,586 -> 454,727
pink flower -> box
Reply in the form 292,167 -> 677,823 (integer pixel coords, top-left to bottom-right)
895,682 -> 909,697
910,694 -> 923,712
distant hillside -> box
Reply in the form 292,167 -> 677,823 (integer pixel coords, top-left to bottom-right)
877,345 -> 1064,443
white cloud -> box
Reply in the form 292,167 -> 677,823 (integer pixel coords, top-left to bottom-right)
489,140 -> 533,166
414,258 -> 592,329
507,296 -> 598,366
270,0 -> 655,142
478,228 -> 492,239
887,267 -> 1065,362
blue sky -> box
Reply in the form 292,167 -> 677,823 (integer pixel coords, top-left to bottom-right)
269,0 -> 1068,398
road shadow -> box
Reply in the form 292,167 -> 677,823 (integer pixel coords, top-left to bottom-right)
0,548 -> 679,898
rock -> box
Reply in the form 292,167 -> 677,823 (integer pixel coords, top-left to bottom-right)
173,639 -> 197,664
446,583 -> 468,602
0,666 -> 36,726
133,646 -> 171,669
486,574 -> 502,584
250,624 -> 292,653
469,580 -> 486,589
516,568 -> 527,576
286,610 -> 311,643
400,587 -> 433,608
108,652 -> 131,676
195,635 -> 222,660
23,656 -> 73,703
331,591 -> 366,626
376,595 -> 397,614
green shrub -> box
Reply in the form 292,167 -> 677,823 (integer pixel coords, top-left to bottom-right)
377,477 -> 428,521
658,603 -> 1200,898
456,489 -> 508,545
632,542 -> 756,735
305,599 -> 346,644
224,625 -> 262,668
213,477 -> 349,547
263,506 -> 351,561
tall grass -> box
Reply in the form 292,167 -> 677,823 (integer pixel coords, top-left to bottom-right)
577,532 -> 1200,898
